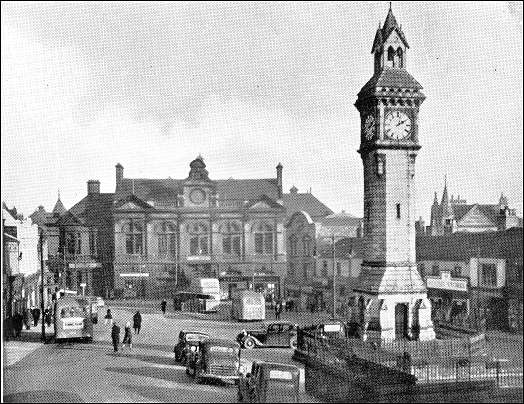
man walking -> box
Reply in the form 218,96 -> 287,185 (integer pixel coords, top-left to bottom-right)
133,310 -> 142,334
111,321 -> 121,352
32,307 -> 41,327
275,300 -> 282,320
161,299 -> 167,316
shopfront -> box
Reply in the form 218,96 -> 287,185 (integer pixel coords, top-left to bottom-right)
426,271 -> 470,327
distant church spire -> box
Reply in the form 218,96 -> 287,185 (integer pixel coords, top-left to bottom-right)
52,189 -> 67,215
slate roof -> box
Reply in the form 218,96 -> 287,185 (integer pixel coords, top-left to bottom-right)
416,227 -> 523,262
320,212 -> 362,227
318,237 -> 365,259
52,198 -> 67,215
282,192 -> 333,220
68,193 -> 114,227
359,68 -> 423,97
115,177 -> 280,203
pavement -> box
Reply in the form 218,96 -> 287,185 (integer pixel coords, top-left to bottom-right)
3,307 -> 321,403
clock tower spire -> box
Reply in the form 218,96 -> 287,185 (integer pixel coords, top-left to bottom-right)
353,4 -> 435,342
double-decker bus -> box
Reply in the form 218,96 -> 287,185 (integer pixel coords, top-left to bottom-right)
231,290 -> 266,321
54,296 -> 93,342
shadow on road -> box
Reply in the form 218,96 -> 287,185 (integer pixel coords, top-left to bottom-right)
121,384 -> 233,402
105,366 -> 188,383
3,390 -> 84,403
91,340 -> 173,352
131,353 -> 178,366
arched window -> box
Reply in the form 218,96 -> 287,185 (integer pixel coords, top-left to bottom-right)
222,221 -> 242,256
157,221 -> 177,258
123,220 -> 143,254
396,47 -> 403,68
302,235 -> 312,256
189,222 -> 209,255
387,46 -> 395,63
289,235 -> 298,256
254,223 -> 274,255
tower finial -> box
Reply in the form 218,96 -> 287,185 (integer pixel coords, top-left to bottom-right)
58,188 -> 61,201
389,1 -> 392,11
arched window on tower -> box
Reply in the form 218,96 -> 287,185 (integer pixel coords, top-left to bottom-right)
387,46 -> 395,67
396,47 -> 404,68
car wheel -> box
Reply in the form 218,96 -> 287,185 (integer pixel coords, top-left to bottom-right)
289,336 -> 298,349
243,337 -> 255,349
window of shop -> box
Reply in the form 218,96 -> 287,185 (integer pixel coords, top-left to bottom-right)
481,263 -> 497,287
124,220 -> 143,255
289,235 -> 298,256
158,221 -> 177,258
254,223 -> 274,255
189,223 -> 209,255
432,264 -> 439,276
222,222 -> 242,256
452,265 -> 462,277
66,232 -> 82,255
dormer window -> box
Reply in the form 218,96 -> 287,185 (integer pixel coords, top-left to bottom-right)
387,46 -> 395,67
396,47 -> 404,68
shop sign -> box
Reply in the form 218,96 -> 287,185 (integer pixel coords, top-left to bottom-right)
427,271 -> 467,292
69,263 -> 102,269
187,256 -> 211,261
120,273 -> 150,277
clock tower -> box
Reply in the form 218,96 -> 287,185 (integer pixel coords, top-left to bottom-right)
353,5 -> 435,342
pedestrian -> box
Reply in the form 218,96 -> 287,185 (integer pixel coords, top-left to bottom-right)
23,308 -> 31,330
44,306 -> 52,327
13,312 -> 24,338
111,321 -> 120,352
275,300 -> 282,320
32,307 -> 41,327
133,310 -> 142,335
105,308 -> 113,325
161,299 -> 167,316
122,321 -> 133,351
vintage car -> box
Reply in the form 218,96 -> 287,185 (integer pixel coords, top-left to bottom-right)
301,321 -> 347,340
238,361 -> 300,403
186,338 -> 246,384
236,321 -> 298,349
173,330 -> 210,363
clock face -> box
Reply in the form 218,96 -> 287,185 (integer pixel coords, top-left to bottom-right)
384,111 -> 412,140
189,188 -> 206,204
364,115 -> 375,140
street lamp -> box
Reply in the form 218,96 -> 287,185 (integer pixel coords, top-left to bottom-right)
39,229 -> 46,342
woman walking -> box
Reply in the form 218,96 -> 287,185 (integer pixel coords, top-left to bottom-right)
122,321 -> 133,351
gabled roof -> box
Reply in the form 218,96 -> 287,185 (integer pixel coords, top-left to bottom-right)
282,192 -> 333,220
56,210 -> 85,226
216,178 -> 279,202
245,194 -> 285,210
452,204 -> 500,224
113,194 -> 154,211
416,227 -> 523,262
359,68 -> 422,96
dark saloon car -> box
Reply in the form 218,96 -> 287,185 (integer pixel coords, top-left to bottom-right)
238,361 -> 300,403
174,330 -> 210,363
186,338 -> 246,384
236,321 -> 298,349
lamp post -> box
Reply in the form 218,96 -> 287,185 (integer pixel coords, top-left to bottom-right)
39,229 -> 46,342
331,234 -> 336,320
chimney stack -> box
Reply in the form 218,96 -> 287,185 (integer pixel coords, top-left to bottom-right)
276,163 -> 283,199
87,180 -> 100,195
115,163 -> 123,191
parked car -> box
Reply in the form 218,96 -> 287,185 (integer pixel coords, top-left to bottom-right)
236,321 -> 298,349
186,338 -> 246,384
301,321 -> 347,340
238,361 -> 300,402
174,330 -> 210,364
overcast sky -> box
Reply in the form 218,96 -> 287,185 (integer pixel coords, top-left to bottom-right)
2,1 -> 522,222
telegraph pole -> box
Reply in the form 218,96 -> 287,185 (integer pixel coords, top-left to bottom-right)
332,234 -> 336,320
39,230 -> 46,342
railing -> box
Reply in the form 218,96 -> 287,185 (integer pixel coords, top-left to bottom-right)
296,328 -> 523,388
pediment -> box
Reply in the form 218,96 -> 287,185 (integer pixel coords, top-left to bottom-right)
118,202 -> 143,210
249,201 -> 272,209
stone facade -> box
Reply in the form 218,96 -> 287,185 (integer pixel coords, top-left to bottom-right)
352,7 -> 435,341
113,157 -> 287,300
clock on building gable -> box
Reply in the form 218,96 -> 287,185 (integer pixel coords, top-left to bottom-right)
384,109 -> 412,141
189,188 -> 206,205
